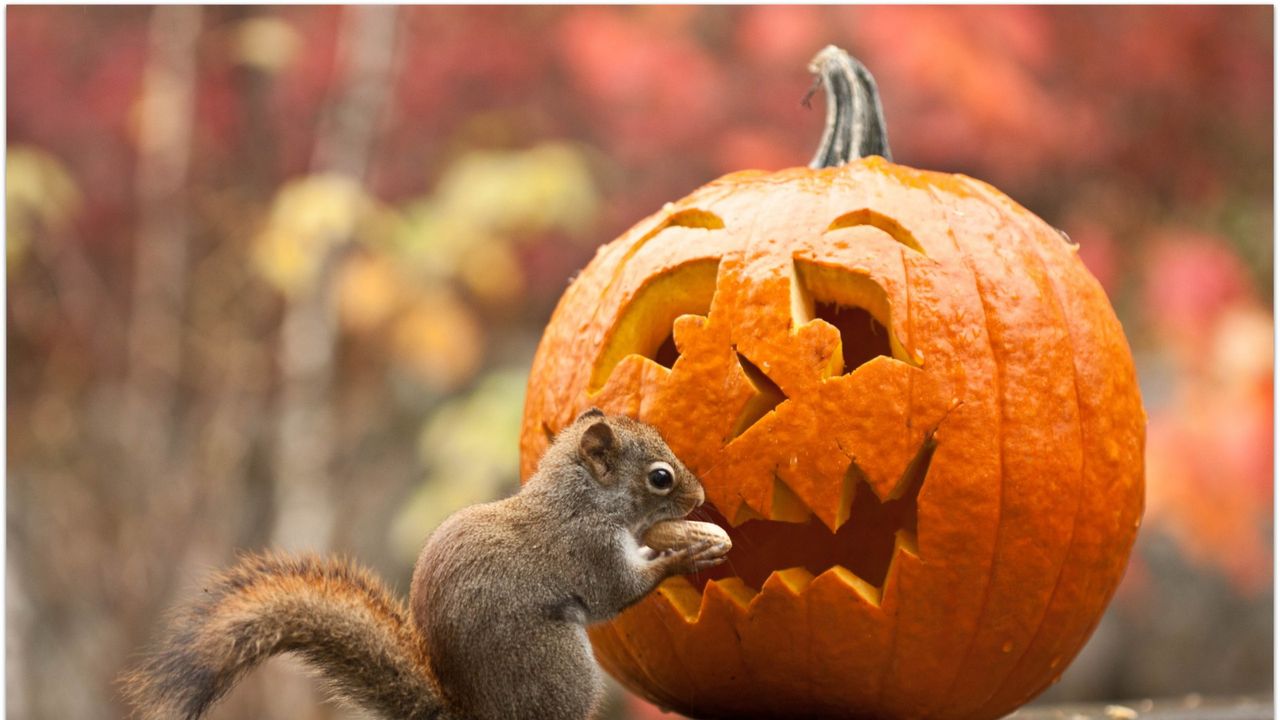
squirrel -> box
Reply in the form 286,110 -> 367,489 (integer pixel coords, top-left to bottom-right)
123,408 -> 727,720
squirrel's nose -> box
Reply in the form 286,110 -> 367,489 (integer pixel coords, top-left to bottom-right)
691,485 -> 706,508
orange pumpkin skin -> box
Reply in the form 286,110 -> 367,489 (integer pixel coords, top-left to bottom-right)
519,157 -> 1145,720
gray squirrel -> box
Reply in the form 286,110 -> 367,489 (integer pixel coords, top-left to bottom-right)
123,409 -> 727,720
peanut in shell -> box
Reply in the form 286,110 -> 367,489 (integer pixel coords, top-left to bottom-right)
642,520 -> 731,553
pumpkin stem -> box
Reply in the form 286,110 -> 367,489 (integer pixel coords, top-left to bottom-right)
807,45 -> 892,167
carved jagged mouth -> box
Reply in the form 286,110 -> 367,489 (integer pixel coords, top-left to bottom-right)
681,433 -> 936,606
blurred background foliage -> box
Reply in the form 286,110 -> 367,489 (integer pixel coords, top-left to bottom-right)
5,6 -> 1272,719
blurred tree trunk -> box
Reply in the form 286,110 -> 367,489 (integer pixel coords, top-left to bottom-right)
119,2 -> 205,648
270,4 -> 401,552
261,7 -> 402,718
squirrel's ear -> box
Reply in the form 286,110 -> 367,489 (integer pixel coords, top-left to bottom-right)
578,420 -> 616,482
576,407 -> 605,423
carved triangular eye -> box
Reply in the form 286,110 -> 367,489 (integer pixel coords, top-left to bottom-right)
813,301 -> 891,374
792,258 -> 915,374
589,257 -> 720,392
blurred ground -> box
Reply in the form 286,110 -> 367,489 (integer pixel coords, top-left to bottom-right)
6,6 -> 1273,719
1006,695 -> 1272,720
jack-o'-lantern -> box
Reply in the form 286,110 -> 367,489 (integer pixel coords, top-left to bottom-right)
520,47 -> 1144,720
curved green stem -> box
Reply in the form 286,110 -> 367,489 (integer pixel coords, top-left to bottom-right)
808,45 -> 892,167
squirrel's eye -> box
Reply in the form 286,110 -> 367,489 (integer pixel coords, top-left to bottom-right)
646,462 -> 675,494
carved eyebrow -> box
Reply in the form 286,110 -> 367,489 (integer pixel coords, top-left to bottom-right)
621,210 -> 726,270
599,208 -> 724,311
827,209 -> 926,256
657,208 -> 725,232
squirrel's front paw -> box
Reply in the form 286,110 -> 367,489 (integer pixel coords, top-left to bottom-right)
660,539 -> 730,576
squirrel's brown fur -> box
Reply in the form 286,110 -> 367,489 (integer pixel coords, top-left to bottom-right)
121,552 -> 447,719
122,410 -> 723,720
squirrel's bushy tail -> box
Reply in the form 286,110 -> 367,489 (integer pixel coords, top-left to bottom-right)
122,551 -> 447,720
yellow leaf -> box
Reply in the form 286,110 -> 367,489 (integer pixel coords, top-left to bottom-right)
390,287 -> 483,392
253,174 -> 401,295
390,142 -> 598,286
6,146 -> 81,272
435,142 -> 598,239
458,238 -> 525,306
393,201 -> 485,279
234,16 -> 301,73
336,251 -> 408,333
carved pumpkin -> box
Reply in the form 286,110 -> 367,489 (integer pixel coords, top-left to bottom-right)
519,47 -> 1144,719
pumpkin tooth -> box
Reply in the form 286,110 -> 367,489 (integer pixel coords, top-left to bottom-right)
810,566 -> 879,606
895,527 -> 920,554
758,567 -> 815,601
727,350 -> 788,441
702,561 -> 905,606
655,576 -> 703,623
807,566 -> 894,709
705,577 -> 757,611
739,566 -> 814,713
834,457 -> 858,529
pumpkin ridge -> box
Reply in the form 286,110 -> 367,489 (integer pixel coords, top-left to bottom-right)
934,182 -> 1089,716
1040,291 -> 1143,701
899,234 -> 918,580
565,211 -> 669,408
523,235 -> 622,469
644,593 -> 709,705
862,533 -> 919,713
871,556 -> 904,709
612,615 -> 686,709
973,201 -> 1143,715
593,622 -> 670,708
589,624 -> 661,706
925,190 -> 1009,712
959,184 -> 1090,718
932,183 -> 1086,719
